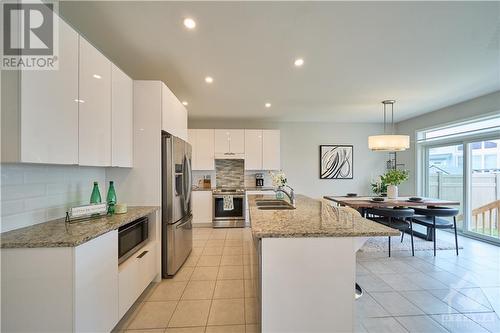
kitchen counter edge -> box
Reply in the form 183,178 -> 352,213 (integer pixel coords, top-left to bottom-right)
248,194 -> 399,239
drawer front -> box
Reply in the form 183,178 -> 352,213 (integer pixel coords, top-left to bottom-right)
138,244 -> 157,292
118,242 -> 157,318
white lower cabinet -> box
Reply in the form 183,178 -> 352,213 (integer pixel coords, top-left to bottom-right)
1,229 -> 159,333
192,191 -> 213,225
74,231 -> 119,333
118,241 -> 157,318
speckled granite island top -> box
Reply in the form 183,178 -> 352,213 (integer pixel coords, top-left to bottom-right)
0,206 -> 159,248
249,194 -> 399,238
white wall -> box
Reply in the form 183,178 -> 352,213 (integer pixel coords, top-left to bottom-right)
396,90 -> 500,195
0,164 -> 105,232
188,119 -> 388,199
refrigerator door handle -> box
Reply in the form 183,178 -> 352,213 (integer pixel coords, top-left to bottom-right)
184,154 -> 192,206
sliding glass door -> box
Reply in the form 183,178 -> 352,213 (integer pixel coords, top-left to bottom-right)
466,139 -> 500,241
426,144 -> 464,232
422,138 -> 500,244
418,114 -> 500,245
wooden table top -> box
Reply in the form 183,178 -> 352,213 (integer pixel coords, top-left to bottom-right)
323,196 -> 460,209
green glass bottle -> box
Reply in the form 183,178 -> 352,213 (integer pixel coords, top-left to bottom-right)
90,181 -> 102,204
106,181 -> 117,214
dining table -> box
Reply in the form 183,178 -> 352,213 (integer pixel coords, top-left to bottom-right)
323,195 -> 460,241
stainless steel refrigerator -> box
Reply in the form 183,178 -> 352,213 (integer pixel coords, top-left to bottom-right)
162,131 -> 193,277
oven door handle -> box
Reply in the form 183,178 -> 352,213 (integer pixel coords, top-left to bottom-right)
213,195 -> 244,199
119,220 -> 142,234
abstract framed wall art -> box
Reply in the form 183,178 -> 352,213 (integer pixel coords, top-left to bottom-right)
319,145 -> 353,179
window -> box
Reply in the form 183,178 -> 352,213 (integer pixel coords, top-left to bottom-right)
484,154 -> 497,169
418,114 -> 500,142
418,115 -> 500,244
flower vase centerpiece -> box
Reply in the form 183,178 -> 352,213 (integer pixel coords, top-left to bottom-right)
378,169 -> 409,199
270,170 -> 287,200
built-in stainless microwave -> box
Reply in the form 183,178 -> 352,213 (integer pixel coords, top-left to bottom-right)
118,216 -> 149,264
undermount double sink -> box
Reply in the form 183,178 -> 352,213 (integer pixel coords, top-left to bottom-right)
255,199 -> 296,210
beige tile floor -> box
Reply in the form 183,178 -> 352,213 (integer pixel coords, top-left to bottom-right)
116,227 -> 500,333
114,227 -> 260,333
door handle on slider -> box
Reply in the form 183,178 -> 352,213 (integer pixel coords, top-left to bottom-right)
137,250 -> 149,259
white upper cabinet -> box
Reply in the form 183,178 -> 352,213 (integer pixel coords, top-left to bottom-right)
78,36 -> 112,166
215,129 -> 245,156
189,129 -> 215,170
262,130 -> 281,170
162,83 -> 188,141
2,17 -> 79,164
245,130 -> 263,170
111,64 -> 133,167
214,130 -> 230,154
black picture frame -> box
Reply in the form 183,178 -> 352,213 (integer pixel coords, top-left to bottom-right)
319,145 -> 354,179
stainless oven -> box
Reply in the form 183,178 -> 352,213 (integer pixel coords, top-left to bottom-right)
212,189 -> 245,228
118,216 -> 149,264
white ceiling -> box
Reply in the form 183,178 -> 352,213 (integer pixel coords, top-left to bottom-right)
60,1 -> 500,123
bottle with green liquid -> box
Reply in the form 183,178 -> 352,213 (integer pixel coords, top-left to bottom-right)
106,181 -> 117,215
90,181 -> 102,204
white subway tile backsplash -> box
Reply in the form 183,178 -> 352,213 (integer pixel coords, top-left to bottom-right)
1,166 -> 24,185
24,197 -> 49,211
1,199 -> 24,216
1,209 -> 47,232
0,164 -> 105,233
2,184 -> 46,200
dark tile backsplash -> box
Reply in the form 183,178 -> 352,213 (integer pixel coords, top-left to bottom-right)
215,159 -> 244,188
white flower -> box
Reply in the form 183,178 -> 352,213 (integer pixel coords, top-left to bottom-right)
270,170 -> 287,187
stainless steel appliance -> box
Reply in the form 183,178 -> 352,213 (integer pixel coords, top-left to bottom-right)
212,188 -> 245,228
162,131 -> 193,277
118,216 -> 149,264
255,173 -> 264,187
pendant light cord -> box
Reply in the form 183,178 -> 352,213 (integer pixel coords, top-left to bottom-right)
383,103 -> 387,133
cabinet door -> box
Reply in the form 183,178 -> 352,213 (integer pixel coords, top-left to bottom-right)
192,191 -> 213,224
74,231 -> 118,333
162,84 -> 188,141
262,130 -> 281,170
111,64 -> 133,167
20,17 -> 79,164
228,130 -> 245,154
245,130 -> 263,170
214,129 -> 230,154
195,129 -> 215,170
78,37 -> 112,166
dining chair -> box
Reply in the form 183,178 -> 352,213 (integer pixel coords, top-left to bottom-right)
365,207 -> 415,257
411,206 -> 459,256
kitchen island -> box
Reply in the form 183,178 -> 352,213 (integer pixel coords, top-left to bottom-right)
247,194 -> 398,333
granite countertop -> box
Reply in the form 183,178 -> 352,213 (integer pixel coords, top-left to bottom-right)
248,194 -> 399,238
0,206 -> 159,249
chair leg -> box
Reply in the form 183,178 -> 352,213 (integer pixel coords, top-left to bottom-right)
409,220 -> 415,257
453,216 -> 459,256
433,217 -> 437,257
401,231 -> 404,243
388,236 -> 391,257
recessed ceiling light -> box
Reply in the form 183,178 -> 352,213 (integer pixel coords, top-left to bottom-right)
182,101 -> 188,106
183,18 -> 196,29
294,58 -> 304,67
265,103 -> 271,108
205,76 -> 214,84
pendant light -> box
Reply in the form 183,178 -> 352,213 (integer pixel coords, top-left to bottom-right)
368,100 -> 410,151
